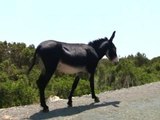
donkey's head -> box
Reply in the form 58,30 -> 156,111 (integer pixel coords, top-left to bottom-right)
106,31 -> 119,63
88,31 -> 119,63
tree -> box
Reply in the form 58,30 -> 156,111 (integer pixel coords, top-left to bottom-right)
134,52 -> 149,67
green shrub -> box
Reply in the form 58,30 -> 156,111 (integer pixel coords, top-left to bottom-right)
0,41 -> 160,108
0,80 -> 38,108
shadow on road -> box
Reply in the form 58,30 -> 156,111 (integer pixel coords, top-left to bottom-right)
30,101 -> 120,120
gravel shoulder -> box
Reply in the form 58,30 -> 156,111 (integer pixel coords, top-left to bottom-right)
0,82 -> 160,120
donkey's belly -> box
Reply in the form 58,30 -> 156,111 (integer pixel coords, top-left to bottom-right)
57,62 -> 86,74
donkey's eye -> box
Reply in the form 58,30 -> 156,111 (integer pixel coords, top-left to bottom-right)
112,48 -> 116,52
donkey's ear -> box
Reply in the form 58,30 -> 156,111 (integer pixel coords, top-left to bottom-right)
109,31 -> 116,42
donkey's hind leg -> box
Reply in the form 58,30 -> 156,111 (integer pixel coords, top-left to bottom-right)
67,76 -> 80,107
36,70 -> 54,112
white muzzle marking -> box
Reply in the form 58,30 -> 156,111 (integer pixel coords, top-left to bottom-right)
112,57 -> 119,63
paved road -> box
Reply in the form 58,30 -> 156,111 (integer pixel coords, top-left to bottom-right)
0,82 -> 160,120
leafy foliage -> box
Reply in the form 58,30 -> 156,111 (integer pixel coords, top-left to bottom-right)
0,41 -> 160,108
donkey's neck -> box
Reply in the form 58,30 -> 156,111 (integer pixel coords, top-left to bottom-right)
88,39 -> 109,59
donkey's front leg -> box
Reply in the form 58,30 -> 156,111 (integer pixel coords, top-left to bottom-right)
89,73 -> 100,103
68,76 -> 80,107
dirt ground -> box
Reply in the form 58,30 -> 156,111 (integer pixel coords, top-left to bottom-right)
0,82 -> 160,120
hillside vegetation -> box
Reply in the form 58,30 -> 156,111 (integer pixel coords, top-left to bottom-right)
0,41 -> 160,108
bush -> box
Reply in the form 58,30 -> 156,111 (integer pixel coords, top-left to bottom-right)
0,41 -> 160,108
0,80 -> 38,108
47,75 -> 90,99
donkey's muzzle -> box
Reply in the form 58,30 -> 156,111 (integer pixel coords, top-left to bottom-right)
112,57 -> 119,65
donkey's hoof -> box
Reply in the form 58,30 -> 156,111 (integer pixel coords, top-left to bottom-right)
42,107 -> 49,112
42,109 -> 49,112
94,97 -> 100,103
67,101 -> 73,107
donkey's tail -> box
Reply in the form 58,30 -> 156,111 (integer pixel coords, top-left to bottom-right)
27,48 -> 38,75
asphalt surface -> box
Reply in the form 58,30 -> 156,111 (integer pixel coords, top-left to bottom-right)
0,82 -> 160,120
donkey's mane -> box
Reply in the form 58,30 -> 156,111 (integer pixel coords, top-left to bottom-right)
88,37 -> 108,49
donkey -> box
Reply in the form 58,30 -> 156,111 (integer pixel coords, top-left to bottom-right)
28,31 -> 118,112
